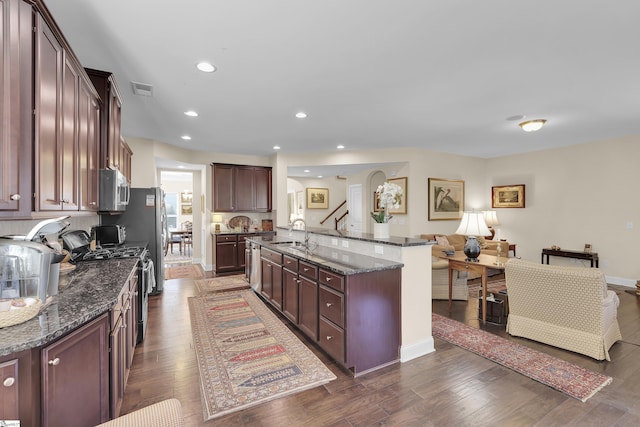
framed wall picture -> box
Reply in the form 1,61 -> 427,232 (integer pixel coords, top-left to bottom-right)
387,177 -> 407,214
492,184 -> 525,208
428,178 -> 464,221
180,192 -> 192,203
181,204 -> 193,215
306,187 -> 329,209
373,192 -> 382,212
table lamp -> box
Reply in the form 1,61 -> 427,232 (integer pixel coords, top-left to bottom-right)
211,214 -> 223,233
482,210 -> 500,240
455,211 -> 491,262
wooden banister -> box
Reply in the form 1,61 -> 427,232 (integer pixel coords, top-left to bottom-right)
320,200 -> 347,225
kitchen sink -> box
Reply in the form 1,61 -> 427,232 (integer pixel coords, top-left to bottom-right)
270,241 -> 304,247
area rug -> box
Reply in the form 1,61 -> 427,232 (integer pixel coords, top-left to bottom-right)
194,275 -> 250,294
432,313 -> 612,402
468,279 -> 507,299
188,290 -> 336,420
165,264 -> 204,279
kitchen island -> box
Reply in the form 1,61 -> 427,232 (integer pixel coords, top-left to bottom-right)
0,258 -> 139,426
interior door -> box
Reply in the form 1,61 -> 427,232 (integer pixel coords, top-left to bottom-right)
348,184 -> 362,232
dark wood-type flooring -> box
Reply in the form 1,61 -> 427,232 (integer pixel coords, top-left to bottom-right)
121,267 -> 640,426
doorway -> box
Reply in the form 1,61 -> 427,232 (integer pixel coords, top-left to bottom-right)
161,170 -> 194,265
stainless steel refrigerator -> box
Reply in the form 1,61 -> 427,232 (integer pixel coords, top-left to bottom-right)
100,187 -> 166,294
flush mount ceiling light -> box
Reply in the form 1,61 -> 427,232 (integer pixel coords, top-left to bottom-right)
295,112 -> 307,119
337,145 -> 345,149
519,119 -> 547,132
196,61 -> 216,73
180,135 -> 192,141
273,145 -> 281,150
184,110 -> 198,117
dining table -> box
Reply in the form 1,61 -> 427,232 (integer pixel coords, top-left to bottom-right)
167,229 -> 193,255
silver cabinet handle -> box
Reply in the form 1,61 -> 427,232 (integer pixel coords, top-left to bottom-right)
326,336 -> 333,341
62,199 -> 70,204
326,302 -> 332,307
48,358 -> 60,366
303,268 -> 309,272
3,377 -> 15,387
10,194 -> 21,201
325,277 -> 332,282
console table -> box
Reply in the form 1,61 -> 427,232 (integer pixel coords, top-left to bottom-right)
541,248 -> 599,268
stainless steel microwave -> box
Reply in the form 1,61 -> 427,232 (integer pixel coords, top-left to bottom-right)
98,169 -> 130,212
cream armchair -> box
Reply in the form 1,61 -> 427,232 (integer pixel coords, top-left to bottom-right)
505,259 -> 622,361
96,398 -> 184,427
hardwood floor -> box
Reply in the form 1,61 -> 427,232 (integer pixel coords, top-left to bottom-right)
121,270 -> 640,426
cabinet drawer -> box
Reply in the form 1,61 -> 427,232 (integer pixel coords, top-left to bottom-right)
319,269 -> 344,292
320,285 -> 344,328
261,247 -> 282,264
216,234 -> 237,243
319,318 -> 345,363
283,255 -> 298,271
299,261 -> 318,280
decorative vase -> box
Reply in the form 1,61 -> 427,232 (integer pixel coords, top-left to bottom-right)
373,223 -> 390,239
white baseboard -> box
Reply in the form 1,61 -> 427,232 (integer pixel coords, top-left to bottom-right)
606,275 -> 637,288
400,337 -> 435,363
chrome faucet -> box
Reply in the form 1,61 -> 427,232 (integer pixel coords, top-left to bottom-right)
289,218 -> 309,247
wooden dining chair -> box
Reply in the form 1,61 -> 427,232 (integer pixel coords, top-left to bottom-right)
181,221 -> 193,256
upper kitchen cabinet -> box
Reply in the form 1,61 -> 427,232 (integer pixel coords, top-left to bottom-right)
0,0 -> 33,218
212,163 -> 272,212
78,78 -> 101,211
85,68 -> 123,172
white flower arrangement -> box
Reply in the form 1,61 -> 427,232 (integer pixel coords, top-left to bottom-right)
371,181 -> 403,223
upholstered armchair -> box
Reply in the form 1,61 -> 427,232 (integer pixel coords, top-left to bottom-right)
96,398 -> 184,427
505,258 -> 622,361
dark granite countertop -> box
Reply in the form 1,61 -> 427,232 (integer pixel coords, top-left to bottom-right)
0,258 -> 138,357
212,230 -> 276,235
275,226 -> 431,247
247,235 -> 403,275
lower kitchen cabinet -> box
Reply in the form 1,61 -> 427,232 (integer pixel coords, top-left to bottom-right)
41,312 -> 110,427
214,233 -> 255,274
260,247 -> 282,310
282,256 -> 299,323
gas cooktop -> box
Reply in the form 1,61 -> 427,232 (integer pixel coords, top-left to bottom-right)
79,245 -> 147,262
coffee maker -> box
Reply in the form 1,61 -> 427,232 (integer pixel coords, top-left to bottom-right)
0,240 -> 54,304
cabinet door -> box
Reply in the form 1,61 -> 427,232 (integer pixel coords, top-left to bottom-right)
0,0 -> 33,217
61,53 -> 80,210
261,258 -> 273,300
79,78 -> 100,211
270,262 -> 283,310
35,15 -> 64,211
108,87 -> 122,169
298,276 -> 319,341
109,313 -> 125,418
0,358 -> 19,420
237,235 -> 248,270
254,167 -> 272,212
234,166 -> 254,211
216,240 -> 238,273
282,269 -> 299,323
42,313 -> 110,427
213,164 -> 234,211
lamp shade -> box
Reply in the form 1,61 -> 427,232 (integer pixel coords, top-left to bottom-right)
211,213 -> 223,223
483,210 -> 500,227
455,212 -> 491,237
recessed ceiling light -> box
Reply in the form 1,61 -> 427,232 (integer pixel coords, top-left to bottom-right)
273,145 -> 281,150
295,112 -> 307,119
337,145 -> 345,149
303,169 -> 310,173
184,110 -> 198,117
519,119 -> 547,132
317,175 -> 323,178
196,62 -> 216,73
181,135 -> 192,141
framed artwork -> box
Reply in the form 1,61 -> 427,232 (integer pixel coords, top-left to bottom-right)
373,192 -> 382,212
306,187 -> 329,209
492,184 -> 525,208
387,177 -> 407,214
180,192 -> 192,203
428,178 -> 464,221
181,204 -> 193,215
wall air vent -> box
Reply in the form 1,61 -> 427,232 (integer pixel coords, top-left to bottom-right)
131,81 -> 154,97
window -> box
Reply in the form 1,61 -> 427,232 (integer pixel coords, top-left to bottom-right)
165,192 -> 178,230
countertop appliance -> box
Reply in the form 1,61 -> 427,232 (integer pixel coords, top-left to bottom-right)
98,169 -> 130,212
100,187 -> 165,295
0,240 -> 54,303
91,224 -> 126,246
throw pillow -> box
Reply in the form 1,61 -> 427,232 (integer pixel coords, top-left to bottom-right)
435,236 -> 450,247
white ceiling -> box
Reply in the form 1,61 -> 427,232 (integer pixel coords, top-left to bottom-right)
46,0 -> 640,163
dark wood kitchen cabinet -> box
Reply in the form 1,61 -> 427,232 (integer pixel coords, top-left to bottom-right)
0,0 -> 33,218
212,163 -> 272,212
260,247 -> 283,309
282,255 -> 300,323
41,313 -> 110,427
86,68 -> 124,171
214,233 -> 254,274
0,349 -> 37,426
298,261 -> 319,341
35,12 -> 100,212
78,77 -> 101,211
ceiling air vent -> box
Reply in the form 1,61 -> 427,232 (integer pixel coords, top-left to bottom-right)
131,81 -> 153,97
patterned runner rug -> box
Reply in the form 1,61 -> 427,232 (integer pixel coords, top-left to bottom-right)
165,264 -> 204,279
432,313 -> 612,402
188,290 -> 336,420
194,275 -> 250,294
